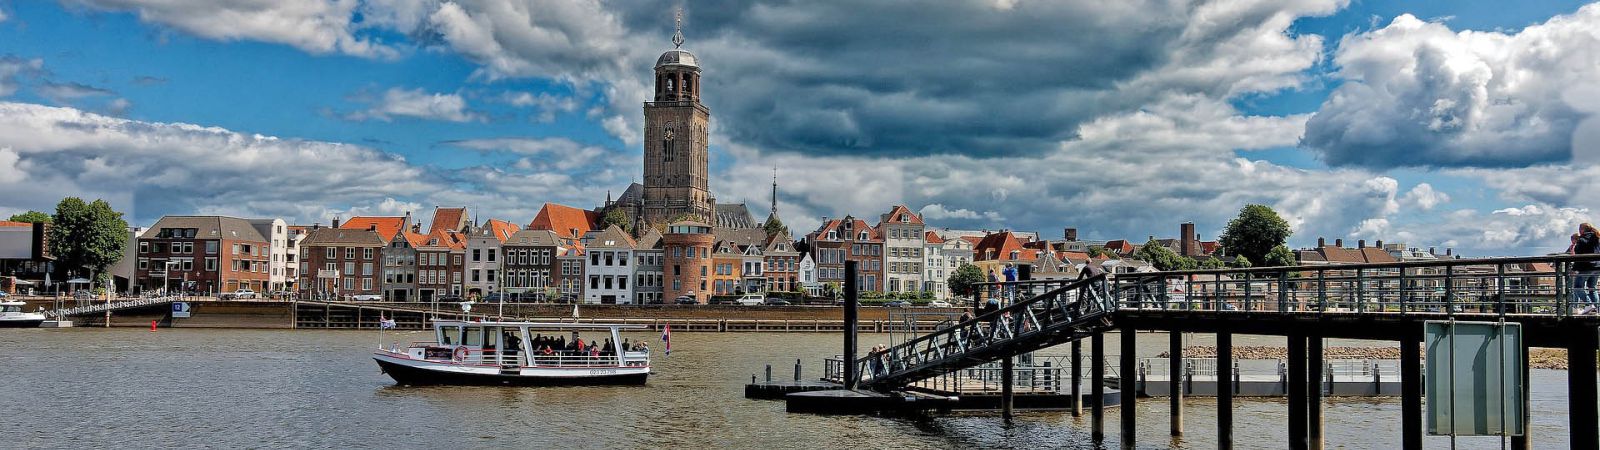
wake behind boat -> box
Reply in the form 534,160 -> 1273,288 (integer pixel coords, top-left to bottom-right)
0,300 -> 46,328
374,320 -> 651,386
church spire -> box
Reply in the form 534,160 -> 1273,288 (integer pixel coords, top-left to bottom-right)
770,165 -> 779,217
672,8 -> 685,49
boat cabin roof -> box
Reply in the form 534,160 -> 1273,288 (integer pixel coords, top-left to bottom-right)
430,320 -> 646,330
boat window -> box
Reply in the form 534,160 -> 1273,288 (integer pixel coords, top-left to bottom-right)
440,326 -> 461,345
1,306 -> 18,313
462,327 -> 484,346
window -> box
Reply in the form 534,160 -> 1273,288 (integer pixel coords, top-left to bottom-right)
232,244 -> 241,255
362,278 -> 372,290
620,253 -> 628,266
139,242 -> 149,254
604,276 -> 613,290
472,249 -> 481,262
362,263 -> 373,276
592,252 -> 600,265
205,258 -> 217,272
138,258 -> 148,270
344,278 -> 354,290
487,249 -> 496,262
454,255 -> 462,265
232,260 -> 241,271
345,262 -> 355,274
590,275 -> 599,290
346,248 -> 355,259
326,247 -> 336,259
673,279 -> 681,291
363,248 -> 374,259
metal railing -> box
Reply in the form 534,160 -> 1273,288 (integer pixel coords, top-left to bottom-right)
855,274 -> 1115,389
1107,254 -> 1600,318
44,296 -> 179,318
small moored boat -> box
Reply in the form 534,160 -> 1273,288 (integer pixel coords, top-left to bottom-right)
373,320 -> 651,386
0,300 -> 46,328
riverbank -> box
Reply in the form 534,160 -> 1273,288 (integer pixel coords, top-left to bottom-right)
1158,345 -> 1592,370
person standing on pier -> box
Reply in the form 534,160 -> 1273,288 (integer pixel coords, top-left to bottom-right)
1571,223 -> 1600,314
1002,263 -> 1018,303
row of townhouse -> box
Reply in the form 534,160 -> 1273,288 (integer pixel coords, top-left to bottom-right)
800,205 -> 976,300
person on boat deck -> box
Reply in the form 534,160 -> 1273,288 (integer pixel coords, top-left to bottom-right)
503,332 -> 521,356
603,338 -> 614,355
622,338 -> 630,352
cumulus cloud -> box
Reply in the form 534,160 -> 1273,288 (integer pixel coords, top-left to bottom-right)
1402,183 -> 1449,210
502,91 -> 578,122
61,0 -> 398,58
37,81 -> 114,103
919,204 -> 1003,223
1304,5 -> 1600,168
345,87 -> 478,122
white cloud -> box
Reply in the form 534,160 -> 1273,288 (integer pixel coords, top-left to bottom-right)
1304,5 -> 1600,168
919,204 -> 1003,222
502,91 -> 577,122
1402,183 -> 1449,210
0,56 -> 43,97
346,87 -> 477,122
61,0 -> 398,58
444,137 -> 612,171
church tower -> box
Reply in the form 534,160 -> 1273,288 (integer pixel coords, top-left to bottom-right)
642,12 -> 713,226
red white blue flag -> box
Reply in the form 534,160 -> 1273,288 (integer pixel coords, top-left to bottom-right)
662,323 -> 672,355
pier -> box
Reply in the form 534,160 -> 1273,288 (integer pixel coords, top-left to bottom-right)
768,254 -> 1600,449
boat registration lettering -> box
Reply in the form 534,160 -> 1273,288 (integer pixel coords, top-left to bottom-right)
589,369 -> 617,375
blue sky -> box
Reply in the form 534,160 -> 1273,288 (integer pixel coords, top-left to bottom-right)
0,0 -> 1597,256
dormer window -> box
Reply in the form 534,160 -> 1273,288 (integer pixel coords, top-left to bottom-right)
858,232 -> 868,240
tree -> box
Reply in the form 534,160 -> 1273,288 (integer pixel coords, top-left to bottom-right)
1198,257 -> 1227,270
762,215 -> 788,240
1263,244 -> 1297,267
1218,204 -> 1293,267
947,263 -> 985,298
47,198 -> 129,287
1133,239 -> 1198,271
600,208 -> 631,234
1086,246 -> 1109,259
1230,256 -> 1254,269
8,211 -> 51,223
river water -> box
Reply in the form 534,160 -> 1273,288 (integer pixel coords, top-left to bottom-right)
0,328 -> 1581,449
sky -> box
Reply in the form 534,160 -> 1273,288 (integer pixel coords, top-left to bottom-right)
0,0 -> 1598,256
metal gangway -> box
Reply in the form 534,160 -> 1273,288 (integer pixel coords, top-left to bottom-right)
44,295 -> 179,318
855,273 -> 1116,390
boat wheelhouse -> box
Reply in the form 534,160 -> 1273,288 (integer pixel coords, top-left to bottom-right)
0,301 -> 45,328
373,320 -> 651,386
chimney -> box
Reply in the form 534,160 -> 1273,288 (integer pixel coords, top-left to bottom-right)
1180,222 -> 1196,257
1376,240 -> 1384,249
412,223 -> 421,233
1148,235 -> 1155,242
332,217 -> 341,228
1358,239 -> 1366,249
1317,237 -> 1325,247
403,211 -> 411,228
1334,238 -> 1343,248
1429,247 -> 1436,255
1065,228 -> 1078,242
1446,248 -> 1452,256
368,225 -> 377,232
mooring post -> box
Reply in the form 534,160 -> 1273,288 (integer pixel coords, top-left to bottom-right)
843,261 -> 859,390
1401,332 -> 1422,450
1308,335 -> 1324,450
1170,330 -> 1183,436
766,364 -> 772,382
1218,331 -> 1233,450
1092,332 -> 1105,443
1569,326 -> 1599,450
1072,339 -> 1083,417
795,359 -> 802,381
1002,356 -> 1015,420
1121,329 -> 1136,450
1287,333 -> 1307,450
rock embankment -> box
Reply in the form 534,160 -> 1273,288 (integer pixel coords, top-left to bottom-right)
1156,346 -> 1589,370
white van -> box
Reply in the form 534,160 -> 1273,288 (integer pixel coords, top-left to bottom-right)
735,293 -> 766,306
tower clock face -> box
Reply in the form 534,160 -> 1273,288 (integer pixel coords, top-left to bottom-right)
664,128 -> 674,140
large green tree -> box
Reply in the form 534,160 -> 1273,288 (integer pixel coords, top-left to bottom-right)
762,215 -> 788,240
1134,239 -> 1199,271
1198,257 -> 1227,269
1218,204 -> 1293,267
600,208 -> 631,234
1263,244 -> 1297,267
947,263 -> 985,298
8,211 -> 51,223
47,198 -> 129,287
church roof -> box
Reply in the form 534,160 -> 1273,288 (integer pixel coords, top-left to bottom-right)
715,203 -> 757,229
656,49 -> 699,69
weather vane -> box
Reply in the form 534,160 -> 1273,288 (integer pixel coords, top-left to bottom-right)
672,8 -> 685,49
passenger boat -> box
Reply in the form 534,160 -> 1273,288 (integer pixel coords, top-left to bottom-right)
373,320 -> 651,386
0,300 -> 46,328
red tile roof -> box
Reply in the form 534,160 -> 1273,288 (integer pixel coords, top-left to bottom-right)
401,231 -> 429,248
878,204 -> 923,226
924,231 -> 945,244
0,221 -> 33,228
485,219 -> 521,243
340,216 -> 406,242
810,216 -> 881,241
430,207 -> 468,235
960,236 -> 983,247
975,231 -> 1040,261
527,203 -> 598,239
1103,240 -> 1135,255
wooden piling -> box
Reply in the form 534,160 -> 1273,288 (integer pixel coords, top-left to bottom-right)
1071,339 -> 1082,417
1569,326 -> 1598,450
1401,332 -> 1422,450
1092,332 -> 1105,443
1120,329 -> 1136,450
1218,331 -> 1233,450
1170,331 -> 1183,436
1308,335 -> 1323,450
1287,333 -> 1307,450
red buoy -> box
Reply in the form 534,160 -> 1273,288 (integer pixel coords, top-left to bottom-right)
150,320 -> 158,332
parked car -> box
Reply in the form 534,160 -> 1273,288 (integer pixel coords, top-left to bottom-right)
350,294 -> 382,301
735,293 -> 766,306
482,293 -> 510,303
763,298 -> 790,306
436,295 -> 463,303
883,300 -> 911,308
225,289 -> 257,300
673,295 -> 698,305
927,300 -> 952,308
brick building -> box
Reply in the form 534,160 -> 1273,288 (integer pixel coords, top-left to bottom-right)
296,223 -> 386,300
663,221 -> 714,303
136,216 -> 272,295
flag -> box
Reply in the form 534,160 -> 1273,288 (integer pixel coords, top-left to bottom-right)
572,304 -> 580,319
662,323 -> 672,356
379,313 -> 395,330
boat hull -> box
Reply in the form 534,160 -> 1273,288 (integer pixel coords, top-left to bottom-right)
374,354 -> 649,386
0,319 -> 44,328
